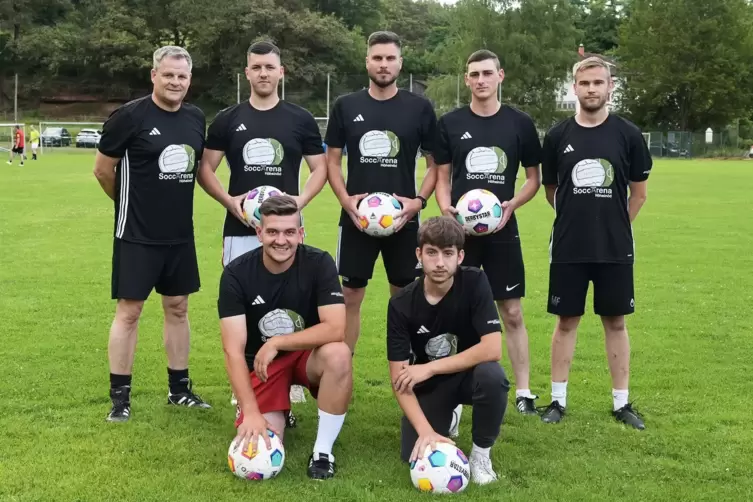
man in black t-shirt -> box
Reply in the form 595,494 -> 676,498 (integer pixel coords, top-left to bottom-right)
539,57 -> 651,430
93,46 -> 209,423
325,31 -> 438,353
219,195 -> 351,480
434,50 -> 542,426
387,216 -> 509,486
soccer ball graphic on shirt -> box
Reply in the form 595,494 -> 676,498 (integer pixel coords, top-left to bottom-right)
242,185 -> 284,228
243,138 -> 284,166
571,158 -> 615,187
410,443 -> 471,494
258,309 -> 305,342
356,192 -> 402,237
465,146 -> 507,174
158,144 -> 196,173
358,130 -> 400,158
455,188 -> 503,236
424,333 -> 458,360
228,430 -> 285,481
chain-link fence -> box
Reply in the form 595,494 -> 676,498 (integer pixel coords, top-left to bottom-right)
644,126 -> 748,159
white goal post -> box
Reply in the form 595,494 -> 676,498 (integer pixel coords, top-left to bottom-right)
642,132 -> 650,145
0,122 -> 27,156
38,121 -> 105,154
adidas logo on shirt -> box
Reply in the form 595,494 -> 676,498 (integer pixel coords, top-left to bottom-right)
252,295 -> 265,305
563,144 -> 574,153
417,325 -> 430,334
149,128 -> 161,136
353,114 -> 364,122
461,132 -> 472,140
236,123 -> 247,132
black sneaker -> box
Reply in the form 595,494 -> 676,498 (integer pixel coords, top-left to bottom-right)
613,403 -> 645,430
286,410 -> 297,428
106,386 -> 131,422
540,401 -> 566,424
516,395 -> 538,415
307,452 -> 336,480
167,379 -> 211,408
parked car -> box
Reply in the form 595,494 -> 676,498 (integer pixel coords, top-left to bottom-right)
76,129 -> 102,148
41,127 -> 72,147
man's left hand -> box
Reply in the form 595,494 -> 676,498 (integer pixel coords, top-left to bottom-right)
393,195 -> 423,232
494,200 -> 517,233
393,363 -> 434,394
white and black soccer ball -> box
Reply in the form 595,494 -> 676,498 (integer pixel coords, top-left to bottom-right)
455,189 -> 503,236
242,185 -> 284,228
356,192 -> 402,237
410,443 -> 471,494
228,430 -> 285,481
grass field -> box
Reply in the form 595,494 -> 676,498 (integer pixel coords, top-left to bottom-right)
1,151 -> 752,501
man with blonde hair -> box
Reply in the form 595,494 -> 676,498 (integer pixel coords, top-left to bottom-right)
539,56 -> 651,429
94,45 -> 210,422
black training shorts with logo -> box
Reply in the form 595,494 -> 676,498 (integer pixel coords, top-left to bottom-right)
462,232 -> 525,301
547,263 -> 634,317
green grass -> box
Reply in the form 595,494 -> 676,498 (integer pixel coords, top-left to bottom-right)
1,152 -> 752,501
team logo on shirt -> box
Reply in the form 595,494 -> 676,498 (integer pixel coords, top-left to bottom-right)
464,146 -> 507,184
158,144 -> 196,183
571,158 -> 615,198
358,130 -> 400,167
424,333 -> 458,361
242,138 -> 284,175
258,308 -> 305,342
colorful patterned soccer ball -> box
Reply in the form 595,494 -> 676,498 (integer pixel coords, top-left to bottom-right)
455,188 -> 503,236
410,443 -> 471,494
242,185 -> 284,228
228,430 -> 285,481
356,192 -> 402,237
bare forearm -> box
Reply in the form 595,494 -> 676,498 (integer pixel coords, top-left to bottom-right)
394,388 -> 433,435
225,350 -> 261,416
198,167 -> 231,208
426,342 -> 500,376
94,171 -> 116,201
272,322 -> 345,351
327,159 -> 350,203
510,169 -> 540,209
417,164 -> 437,200
628,195 -> 647,222
298,167 -> 328,207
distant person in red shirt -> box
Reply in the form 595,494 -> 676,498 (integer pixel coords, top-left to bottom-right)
7,125 -> 25,166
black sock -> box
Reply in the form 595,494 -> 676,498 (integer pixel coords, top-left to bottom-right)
110,373 -> 132,389
168,367 -> 189,394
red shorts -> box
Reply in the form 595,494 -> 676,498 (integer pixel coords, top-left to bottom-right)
234,350 -> 318,427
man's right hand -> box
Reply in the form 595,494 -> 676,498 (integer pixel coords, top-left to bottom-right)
440,205 -> 459,217
341,193 -> 368,231
226,192 -> 250,227
410,430 -> 455,462
234,412 -> 279,455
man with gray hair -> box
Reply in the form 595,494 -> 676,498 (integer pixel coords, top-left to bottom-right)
94,45 -> 210,422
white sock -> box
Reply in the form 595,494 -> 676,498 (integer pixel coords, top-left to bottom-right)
312,409 -> 346,457
551,381 -> 567,408
612,389 -> 628,411
516,389 -> 533,399
471,444 -> 490,459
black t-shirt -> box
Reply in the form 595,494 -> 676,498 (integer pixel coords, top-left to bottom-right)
541,115 -> 652,264
434,105 -> 542,241
98,96 -> 206,244
217,245 -> 345,366
324,89 -> 437,226
386,267 -> 501,391
206,101 -> 325,237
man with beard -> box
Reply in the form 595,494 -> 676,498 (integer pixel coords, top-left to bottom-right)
539,57 -> 651,429
386,216 -> 508,485
325,31 -> 438,354
199,41 -> 327,422
219,195 -> 352,480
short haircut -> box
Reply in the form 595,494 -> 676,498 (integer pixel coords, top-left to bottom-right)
573,56 -> 611,80
153,45 -> 192,71
259,195 -> 299,221
466,49 -> 500,70
418,216 -> 465,251
248,40 -> 281,59
367,31 -> 401,50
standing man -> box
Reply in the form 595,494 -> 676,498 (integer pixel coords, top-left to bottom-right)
29,125 -> 40,160
198,40 -> 327,420
325,31 -> 438,353
434,50 -> 542,429
7,125 -> 24,165
387,216 -> 508,485
93,46 -> 210,422
539,57 -> 651,429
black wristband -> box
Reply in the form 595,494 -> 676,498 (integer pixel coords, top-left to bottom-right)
416,195 -> 427,209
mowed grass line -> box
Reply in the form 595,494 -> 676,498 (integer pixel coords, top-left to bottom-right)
0,153 -> 752,501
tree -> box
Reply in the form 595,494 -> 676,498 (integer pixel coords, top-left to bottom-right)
573,0 -> 624,55
618,0 -> 753,131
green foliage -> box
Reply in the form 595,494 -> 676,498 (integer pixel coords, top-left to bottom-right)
573,0 -> 625,56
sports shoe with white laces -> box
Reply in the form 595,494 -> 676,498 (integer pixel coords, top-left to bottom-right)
167,380 -> 211,408
469,453 -> 498,485
290,385 -> 307,403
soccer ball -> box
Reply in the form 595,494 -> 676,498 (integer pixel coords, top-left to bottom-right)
356,192 -> 402,237
455,188 -> 503,236
228,430 -> 285,481
242,185 -> 284,228
410,443 -> 471,494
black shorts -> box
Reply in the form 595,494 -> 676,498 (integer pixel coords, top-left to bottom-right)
12,146 -> 23,154
336,220 -> 419,289
111,239 -> 201,301
547,263 -> 634,317
463,234 -> 525,301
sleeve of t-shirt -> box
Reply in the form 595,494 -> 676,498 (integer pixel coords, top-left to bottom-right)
433,116 -> 452,165
628,128 -> 653,182
324,98 -> 345,148
470,271 -> 502,336
196,109 -> 206,161
217,269 -> 247,319
541,130 -> 559,186
315,252 -> 345,307
301,112 -> 325,156
98,106 -> 138,158
520,114 -> 543,168
205,109 -> 230,152
420,101 -> 438,154
386,300 -> 413,362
